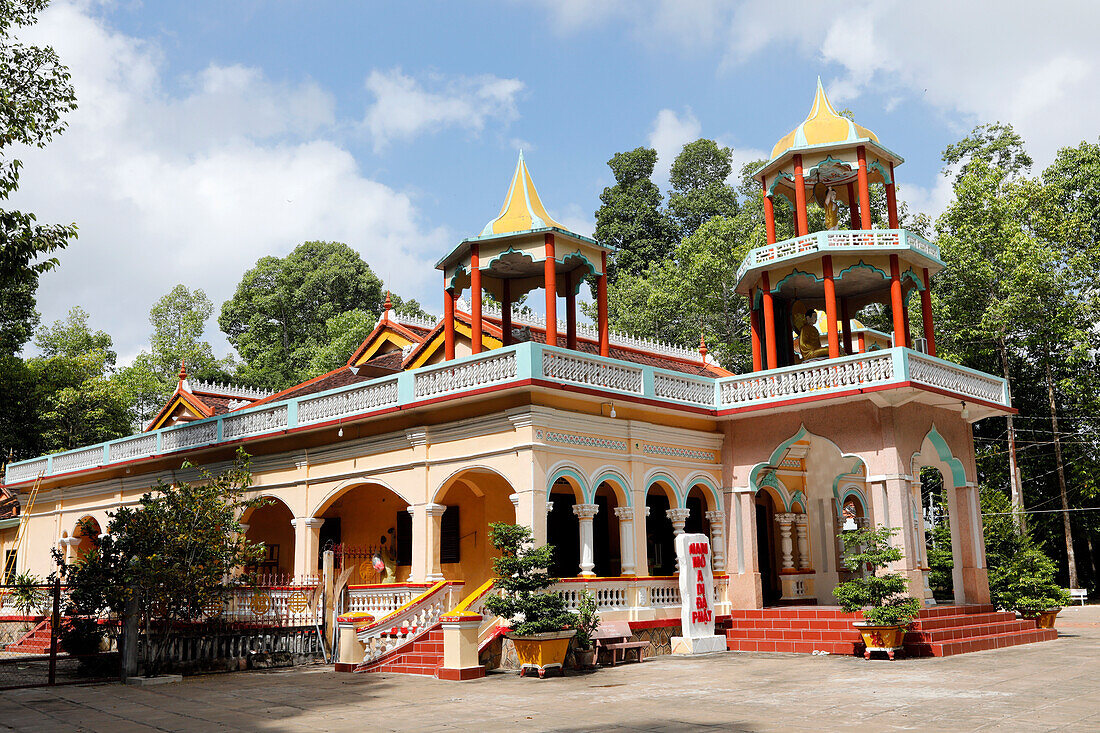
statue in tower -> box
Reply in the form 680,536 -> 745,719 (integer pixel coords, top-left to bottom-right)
793,307 -> 831,361
824,187 -> 839,230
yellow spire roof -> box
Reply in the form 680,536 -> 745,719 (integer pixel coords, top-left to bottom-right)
769,78 -> 879,160
480,151 -> 565,237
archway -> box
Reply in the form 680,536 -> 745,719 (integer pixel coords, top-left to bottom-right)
435,468 -> 517,589
754,486 -> 782,605
920,466 -> 953,602
685,484 -> 713,538
72,516 -> 101,564
242,498 -> 295,581
315,482 -> 412,584
645,478 -> 679,576
546,474 -> 583,577
592,481 -> 624,577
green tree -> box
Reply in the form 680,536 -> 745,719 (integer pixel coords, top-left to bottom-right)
594,148 -> 674,283
666,138 -> 739,239
833,527 -> 922,627
308,309 -> 376,375
220,241 -> 389,388
59,450 -> 263,676
483,522 -> 575,635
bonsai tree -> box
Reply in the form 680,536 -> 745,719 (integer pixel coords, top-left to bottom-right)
573,590 -> 600,650
10,571 -> 45,631
483,522 -> 576,635
833,527 -> 921,627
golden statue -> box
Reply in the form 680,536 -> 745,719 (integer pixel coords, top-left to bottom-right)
824,187 -> 839,230
792,307 -> 831,361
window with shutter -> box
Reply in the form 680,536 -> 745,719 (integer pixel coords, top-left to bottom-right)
396,509 -> 412,566
440,506 -> 460,564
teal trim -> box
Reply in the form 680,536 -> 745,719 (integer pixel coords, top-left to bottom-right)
900,268 -> 925,292
921,425 -> 968,488
868,159 -> 892,185
485,246 -> 535,272
770,268 -> 823,294
836,486 -> 870,518
836,259 -> 888,283
559,251 -> 598,291
789,490 -> 808,512
767,171 -> 795,199
753,138 -> 906,176
0,517 -> 19,530
645,472 -> 684,507
548,467 -> 589,501
685,475 -> 722,512
803,155 -> 855,180
756,472 -> 791,510
447,265 -> 467,293
749,426 -> 806,494
591,469 -> 632,507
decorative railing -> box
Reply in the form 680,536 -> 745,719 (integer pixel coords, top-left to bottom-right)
344,583 -> 433,617
211,583 -> 323,626
735,228 -> 941,284
5,343 -> 1010,485
549,576 -> 682,612
354,581 -> 465,665
190,380 -> 273,400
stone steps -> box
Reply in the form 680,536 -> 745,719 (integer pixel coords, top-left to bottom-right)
356,625 -> 444,676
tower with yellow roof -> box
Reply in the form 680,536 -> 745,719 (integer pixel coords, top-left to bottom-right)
436,152 -> 612,359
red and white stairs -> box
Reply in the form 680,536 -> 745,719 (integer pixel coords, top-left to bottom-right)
4,618 -> 54,655
724,604 -> 1057,657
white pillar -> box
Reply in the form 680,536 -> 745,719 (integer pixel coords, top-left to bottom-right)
408,503 -> 447,582
614,506 -> 636,576
794,514 -> 810,570
573,503 -> 600,577
774,513 -> 795,571
666,508 -> 690,535
291,517 -> 325,581
704,510 -> 726,572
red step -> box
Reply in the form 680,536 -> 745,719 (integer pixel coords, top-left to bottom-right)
357,624 -> 444,676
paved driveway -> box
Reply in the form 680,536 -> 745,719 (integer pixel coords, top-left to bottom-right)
2,605 -> 1098,732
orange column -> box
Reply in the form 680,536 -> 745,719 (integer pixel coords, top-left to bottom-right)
886,163 -> 899,229
889,254 -> 906,348
822,255 -> 839,358
793,154 -> 808,236
921,268 -> 936,357
443,284 -> 456,361
847,182 -> 860,229
762,272 -> 778,370
597,251 -> 610,357
565,274 -> 577,350
471,243 -> 483,354
750,290 -> 763,372
840,297 -> 852,355
544,233 -> 558,348
857,146 -> 872,230
761,179 -> 777,244
501,278 -> 512,346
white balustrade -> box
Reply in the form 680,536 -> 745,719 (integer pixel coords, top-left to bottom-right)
298,377 -> 399,424
653,371 -> 714,406
414,350 -> 518,399
345,584 -> 431,616
214,583 -> 322,626
6,458 -> 47,484
108,434 -> 157,463
719,351 -> 895,407
355,582 -> 463,664
222,404 -> 289,440
161,420 -> 217,452
907,352 -> 1007,405
541,350 -> 643,394
52,447 -> 103,474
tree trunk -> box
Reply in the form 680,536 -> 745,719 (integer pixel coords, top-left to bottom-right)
1045,358 -> 1078,588
998,336 -> 1025,530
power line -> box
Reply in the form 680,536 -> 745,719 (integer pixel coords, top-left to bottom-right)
983,506 -> 1100,516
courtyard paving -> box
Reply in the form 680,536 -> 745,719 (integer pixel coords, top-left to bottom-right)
1,605 -> 1097,732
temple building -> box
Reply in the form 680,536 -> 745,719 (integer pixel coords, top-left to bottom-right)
3,81 -> 1049,670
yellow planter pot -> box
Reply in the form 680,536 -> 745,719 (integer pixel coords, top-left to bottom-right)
853,623 -> 907,660
508,630 -> 576,678
1026,608 -> 1061,629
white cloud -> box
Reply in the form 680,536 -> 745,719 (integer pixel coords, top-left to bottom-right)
363,68 -> 524,152
648,108 -> 702,184
12,2 -> 449,362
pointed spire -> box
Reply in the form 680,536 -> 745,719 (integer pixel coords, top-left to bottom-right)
769,77 -> 879,160
178,360 -> 187,384
383,291 -> 393,322
480,151 -> 566,237
699,334 -> 708,363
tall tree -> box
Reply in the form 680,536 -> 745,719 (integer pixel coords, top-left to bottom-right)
594,148 -> 674,283
666,139 -> 739,239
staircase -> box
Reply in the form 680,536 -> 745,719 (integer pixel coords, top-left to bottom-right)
725,605 -> 1057,658
353,581 -> 462,675
5,618 -> 53,655
360,625 -> 445,675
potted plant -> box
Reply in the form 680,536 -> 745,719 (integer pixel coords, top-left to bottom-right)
833,527 -> 922,660
483,522 -> 577,678
572,590 -> 600,669
10,571 -> 45,632
996,547 -> 1070,628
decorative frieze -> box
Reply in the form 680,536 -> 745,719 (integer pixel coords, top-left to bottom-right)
540,430 -> 628,452
642,444 -> 717,462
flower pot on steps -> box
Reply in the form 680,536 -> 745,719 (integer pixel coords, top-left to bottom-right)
507,630 -> 576,678
852,622 -> 907,660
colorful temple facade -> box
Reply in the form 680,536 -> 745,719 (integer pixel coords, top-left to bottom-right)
2,82 -> 1022,668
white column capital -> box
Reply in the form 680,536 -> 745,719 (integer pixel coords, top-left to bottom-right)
704,509 -> 725,525
774,512 -> 797,525
573,503 -> 600,520
613,506 -> 635,521
666,508 -> 691,523
408,503 -> 447,518
292,517 -> 325,530
793,513 -> 809,527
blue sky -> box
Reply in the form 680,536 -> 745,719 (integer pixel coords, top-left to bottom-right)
14,1 -> 1100,362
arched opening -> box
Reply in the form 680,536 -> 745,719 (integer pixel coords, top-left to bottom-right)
242,499 -> 295,580
920,466 -> 953,602
837,492 -> 867,583
316,483 -> 411,584
435,468 -> 516,589
684,485 -> 713,538
547,475 -> 582,578
593,481 -> 623,577
755,488 -> 782,605
72,516 -> 101,563
645,480 -> 678,576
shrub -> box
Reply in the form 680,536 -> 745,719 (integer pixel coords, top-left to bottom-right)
483,523 -> 576,636
833,527 -> 921,627
573,591 -> 600,650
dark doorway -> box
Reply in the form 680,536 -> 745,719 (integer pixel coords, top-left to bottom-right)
755,493 -> 780,605
547,490 -> 579,577
646,492 -> 675,575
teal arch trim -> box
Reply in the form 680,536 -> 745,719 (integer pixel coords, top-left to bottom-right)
770,268 -> 823,294
547,466 -> 589,501
789,490 -> 808,512
837,486 -> 870,518
645,472 -> 684,507
560,251 -> 598,293
485,246 -> 536,273
836,259 -> 888,284
868,159 -> 893,185
900,268 -> 925,292
749,425 -> 807,493
804,155 -> 855,180
447,265 -> 468,293
752,288 -> 763,310
685,474 -> 723,512
591,469 -> 632,507
756,472 -> 792,510
767,172 -> 795,200
919,424 -> 968,488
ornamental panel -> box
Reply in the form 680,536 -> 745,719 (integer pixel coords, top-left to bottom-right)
52,447 -> 103,474
413,351 -> 518,399
541,351 -> 642,394
222,404 -> 289,440
653,372 -> 713,406
298,377 -> 400,424
161,420 -> 217,452
108,434 -> 157,463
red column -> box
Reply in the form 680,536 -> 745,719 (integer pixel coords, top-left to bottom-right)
471,243 -> 483,354
544,233 -> 558,348
762,272 -> 778,370
444,284 -> 456,361
598,251 -> 610,357
750,290 -> 763,372
761,179 -> 777,244
886,163 -> 899,229
840,297 -> 852,355
889,254 -> 906,348
565,273 -> 577,350
793,154 -> 808,236
921,268 -> 936,357
822,255 -> 839,358
847,182 -> 860,229
857,146 -> 872,230
501,278 -> 512,346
